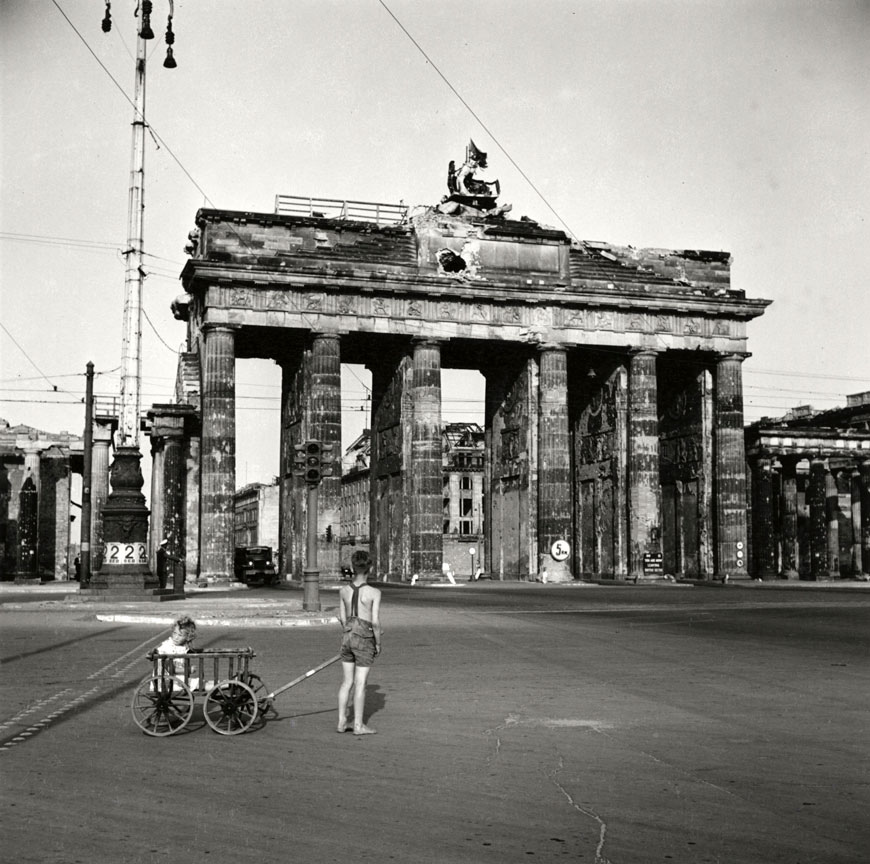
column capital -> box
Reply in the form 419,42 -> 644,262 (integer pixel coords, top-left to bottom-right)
411,336 -> 443,348
716,351 -> 751,364
201,322 -> 239,335
310,331 -> 341,343
537,341 -> 567,353
628,347 -> 661,359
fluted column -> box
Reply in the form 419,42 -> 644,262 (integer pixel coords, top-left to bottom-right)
628,350 -> 662,580
448,473 -> 460,532
850,467 -> 862,577
860,460 -> 870,578
309,333 -> 342,579
752,457 -> 776,580
826,467 -> 840,578
538,345 -> 572,581
779,456 -> 799,579
90,422 -> 113,571
714,354 -> 748,579
410,339 -> 443,578
200,324 -> 236,582
808,458 -> 827,581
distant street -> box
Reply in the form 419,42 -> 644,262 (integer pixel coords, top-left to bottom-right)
2,583 -> 869,863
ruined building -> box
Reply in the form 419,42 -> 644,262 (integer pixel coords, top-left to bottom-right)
158,144 -> 772,583
0,420 -> 83,581
745,392 -> 870,580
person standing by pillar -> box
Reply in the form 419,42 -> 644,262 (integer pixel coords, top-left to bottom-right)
337,550 -> 382,736
156,539 -> 168,590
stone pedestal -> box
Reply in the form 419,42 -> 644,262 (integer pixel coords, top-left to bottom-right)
86,445 -> 171,598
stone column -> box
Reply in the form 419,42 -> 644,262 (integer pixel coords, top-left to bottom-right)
148,435 -> 165,569
22,445 -> 41,490
808,458 -> 827,581
628,350 -> 661,581
200,324 -> 236,582
184,434 -> 200,582
90,422 -> 113,571
309,333 -> 342,580
714,354 -> 748,580
538,345 -> 572,581
850,466 -> 862,578
826,467 -> 840,578
860,460 -> 870,578
155,412 -> 188,580
779,457 -> 799,579
752,457 -> 776,580
448,473 -> 460,533
277,351 -> 303,581
410,339 -> 443,579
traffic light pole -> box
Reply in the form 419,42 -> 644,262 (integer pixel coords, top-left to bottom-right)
303,482 -> 320,612
294,440 -> 332,612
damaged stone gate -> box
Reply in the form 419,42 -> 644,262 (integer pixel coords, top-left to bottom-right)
160,147 -> 770,583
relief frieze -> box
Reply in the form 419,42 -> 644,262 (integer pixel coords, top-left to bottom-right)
230,288 -> 253,307
591,310 -> 615,330
654,314 -> 673,333
305,293 -> 325,311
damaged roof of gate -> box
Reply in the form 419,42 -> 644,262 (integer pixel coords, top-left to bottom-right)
185,206 -> 743,298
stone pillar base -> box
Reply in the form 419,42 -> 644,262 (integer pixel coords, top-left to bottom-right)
410,569 -> 453,585
536,558 -> 573,583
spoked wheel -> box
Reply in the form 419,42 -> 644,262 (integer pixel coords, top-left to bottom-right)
240,672 -> 274,718
203,680 -> 258,735
131,675 -> 194,737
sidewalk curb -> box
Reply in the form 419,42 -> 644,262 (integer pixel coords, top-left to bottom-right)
95,613 -> 339,627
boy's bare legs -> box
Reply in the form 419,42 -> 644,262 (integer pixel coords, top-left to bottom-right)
337,661 -> 355,732
352,664 -> 376,734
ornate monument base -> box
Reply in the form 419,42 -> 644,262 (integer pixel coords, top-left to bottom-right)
85,445 -> 183,600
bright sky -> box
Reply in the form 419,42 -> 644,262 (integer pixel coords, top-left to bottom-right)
2,0 -> 868,490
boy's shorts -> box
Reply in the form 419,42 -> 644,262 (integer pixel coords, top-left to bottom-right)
340,618 -> 376,667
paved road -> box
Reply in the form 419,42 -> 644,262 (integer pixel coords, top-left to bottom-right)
2,584 -> 868,863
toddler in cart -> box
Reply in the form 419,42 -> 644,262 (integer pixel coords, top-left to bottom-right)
156,616 -> 205,690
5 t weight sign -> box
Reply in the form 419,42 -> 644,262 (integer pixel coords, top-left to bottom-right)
550,540 -> 571,562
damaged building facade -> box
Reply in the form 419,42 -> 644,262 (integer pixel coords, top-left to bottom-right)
159,150 -> 771,583
745,393 -> 870,580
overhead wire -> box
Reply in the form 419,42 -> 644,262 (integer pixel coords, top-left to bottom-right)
377,0 -> 577,241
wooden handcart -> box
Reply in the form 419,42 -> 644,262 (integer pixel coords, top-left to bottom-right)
131,647 -> 340,737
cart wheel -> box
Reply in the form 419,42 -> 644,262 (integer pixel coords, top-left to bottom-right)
203,680 -> 258,735
240,672 -> 274,717
131,675 -> 194,737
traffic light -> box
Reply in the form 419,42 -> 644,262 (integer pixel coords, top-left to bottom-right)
304,441 -> 322,484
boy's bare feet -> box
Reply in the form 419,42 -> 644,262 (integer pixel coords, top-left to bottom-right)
353,724 -> 377,735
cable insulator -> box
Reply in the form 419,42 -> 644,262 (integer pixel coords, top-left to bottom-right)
101,0 -> 112,32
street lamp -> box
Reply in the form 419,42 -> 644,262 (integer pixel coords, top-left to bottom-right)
87,2 -> 179,596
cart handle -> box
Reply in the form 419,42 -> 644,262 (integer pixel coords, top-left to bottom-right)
267,654 -> 342,700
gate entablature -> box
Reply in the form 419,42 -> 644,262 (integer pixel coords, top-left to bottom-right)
178,207 -> 768,357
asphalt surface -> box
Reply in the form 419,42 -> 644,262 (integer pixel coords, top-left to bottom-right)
2,578 -> 869,864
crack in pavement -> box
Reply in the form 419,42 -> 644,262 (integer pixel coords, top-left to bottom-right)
550,754 -> 612,864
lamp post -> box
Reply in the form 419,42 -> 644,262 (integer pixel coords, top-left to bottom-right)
88,1 -> 178,596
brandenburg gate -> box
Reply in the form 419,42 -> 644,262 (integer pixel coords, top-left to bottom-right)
160,146 -> 770,583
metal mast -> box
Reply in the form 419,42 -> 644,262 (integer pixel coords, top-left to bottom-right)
118,21 -> 148,447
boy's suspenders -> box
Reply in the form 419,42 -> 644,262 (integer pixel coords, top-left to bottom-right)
351,583 -> 361,618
